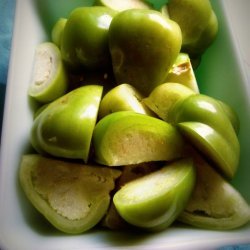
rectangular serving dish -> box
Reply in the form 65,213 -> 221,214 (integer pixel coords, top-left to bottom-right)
0,0 -> 249,249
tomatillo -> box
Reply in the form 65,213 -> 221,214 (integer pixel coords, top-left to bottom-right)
109,9 -> 182,96
178,149 -> 250,230
61,6 -> 117,70
19,154 -> 121,234
169,94 -> 240,179
31,85 -> 103,162
113,158 -> 196,231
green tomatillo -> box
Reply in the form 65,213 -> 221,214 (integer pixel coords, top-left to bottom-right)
30,85 -> 103,162
169,94 -> 240,179
178,148 -> 250,230
61,6 -> 117,70
113,158 -> 196,231
93,111 -> 184,166
109,9 -> 182,96
19,154 -> 121,234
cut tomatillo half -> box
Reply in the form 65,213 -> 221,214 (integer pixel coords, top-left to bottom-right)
28,42 -> 68,103
98,83 -> 154,119
169,94 -> 240,179
51,18 -> 67,48
113,158 -> 196,231
19,154 -> 121,234
164,53 -> 199,93
94,0 -> 151,11
178,150 -> 250,230
61,6 -> 117,70
177,122 -> 239,179
218,100 -> 240,135
109,9 -> 182,96
31,85 -> 103,162
143,82 -> 195,122
93,111 -> 184,166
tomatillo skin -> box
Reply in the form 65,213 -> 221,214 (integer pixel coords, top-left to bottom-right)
93,111 -> 184,166
30,85 -> 103,162
109,9 -> 182,96
61,6 -> 117,70
113,158 -> 196,231
179,149 -> 250,230
169,94 -> 240,179
19,154 -> 121,234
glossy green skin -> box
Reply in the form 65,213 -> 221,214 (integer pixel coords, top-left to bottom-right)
168,0 -> 217,56
109,9 -> 182,96
168,0 -> 212,43
182,10 -> 218,57
93,111 -> 184,166
143,82 -> 195,121
51,18 -> 67,48
113,158 -> 196,231
170,94 -> 240,179
19,154 -> 121,234
179,150 -> 250,230
31,85 -> 103,162
61,7 -> 117,70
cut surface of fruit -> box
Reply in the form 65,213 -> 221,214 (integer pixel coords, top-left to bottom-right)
93,111 -> 184,166
19,154 -> 121,234
31,85 -> 103,162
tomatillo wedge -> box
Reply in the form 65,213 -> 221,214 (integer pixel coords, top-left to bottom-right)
61,6 -> 117,70
28,42 -> 68,103
19,154 -> 121,234
113,158 -> 196,231
169,94 -> 240,179
218,100 -> 240,135
178,150 -> 250,230
31,85 -> 103,162
143,82 -> 195,122
167,0 -> 217,56
51,18 -> 67,48
109,9 -> 182,96
94,0 -> 151,11
165,53 -> 199,93
177,122 -> 239,179
93,111 -> 184,166
98,83 -> 154,119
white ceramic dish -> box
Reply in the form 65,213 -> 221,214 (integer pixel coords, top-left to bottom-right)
0,0 -> 249,249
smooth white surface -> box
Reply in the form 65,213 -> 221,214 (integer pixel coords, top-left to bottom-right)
0,0 -> 249,249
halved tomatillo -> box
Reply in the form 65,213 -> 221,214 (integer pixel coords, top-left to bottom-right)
19,154 -> 121,234
178,149 -> 250,230
93,111 -> 184,166
28,42 -> 68,103
113,158 -> 196,231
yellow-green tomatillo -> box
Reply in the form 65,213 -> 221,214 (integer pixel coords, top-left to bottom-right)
61,6 -> 117,70
167,0 -> 218,57
98,83 -> 154,119
19,154 -> 121,234
178,149 -> 250,230
28,42 -> 68,103
93,111 -> 184,166
31,85 -> 103,162
51,18 -> 67,48
109,9 -> 182,96
165,53 -> 199,93
113,158 -> 196,231
143,82 -> 196,121
170,94 -> 240,179
94,0 -> 151,11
